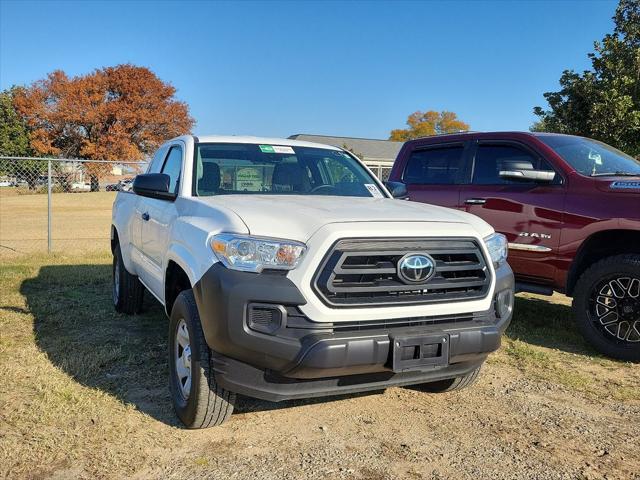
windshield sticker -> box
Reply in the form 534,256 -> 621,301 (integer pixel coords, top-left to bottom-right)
611,181 -> 640,190
235,167 -> 263,192
365,184 -> 384,198
259,145 -> 295,155
273,145 -> 295,154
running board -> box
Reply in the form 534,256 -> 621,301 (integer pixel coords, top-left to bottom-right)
515,282 -> 554,296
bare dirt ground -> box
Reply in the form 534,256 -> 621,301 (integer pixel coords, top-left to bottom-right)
1,253 -> 639,480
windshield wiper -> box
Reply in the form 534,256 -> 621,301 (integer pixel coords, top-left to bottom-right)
591,171 -> 640,177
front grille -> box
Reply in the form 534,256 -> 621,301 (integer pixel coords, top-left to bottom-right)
313,238 -> 491,307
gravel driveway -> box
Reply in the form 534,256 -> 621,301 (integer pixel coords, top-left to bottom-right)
132,360 -> 639,480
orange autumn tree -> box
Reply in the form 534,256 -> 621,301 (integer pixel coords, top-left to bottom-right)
14,64 -> 194,190
389,110 -> 470,141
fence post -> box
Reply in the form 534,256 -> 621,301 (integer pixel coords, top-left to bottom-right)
47,159 -> 52,253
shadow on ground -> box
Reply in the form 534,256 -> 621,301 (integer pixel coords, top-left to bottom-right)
22,264 -> 379,426
508,296 -> 598,356
23,264 -> 598,426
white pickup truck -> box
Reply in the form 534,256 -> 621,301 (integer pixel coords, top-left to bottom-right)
111,135 -> 514,428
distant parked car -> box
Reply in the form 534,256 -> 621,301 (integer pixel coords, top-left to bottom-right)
119,178 -> 133,191
0,180 -> 12,187
106,178 -> 134,192
70,182 -> 91,192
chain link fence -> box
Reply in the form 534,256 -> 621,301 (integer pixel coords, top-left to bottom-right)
0,156 -> 393,258
0,156 -> 147,257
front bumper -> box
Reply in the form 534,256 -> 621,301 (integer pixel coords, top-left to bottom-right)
193,262 -> 514,402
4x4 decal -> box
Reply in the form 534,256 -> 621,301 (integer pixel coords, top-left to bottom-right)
610,181 -> 640,190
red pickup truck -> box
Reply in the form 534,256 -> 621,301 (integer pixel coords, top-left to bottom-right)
387,132 -> 640,361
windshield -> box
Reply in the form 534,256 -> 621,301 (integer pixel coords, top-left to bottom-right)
193,143 -> 386,197
538,135 -> 640,177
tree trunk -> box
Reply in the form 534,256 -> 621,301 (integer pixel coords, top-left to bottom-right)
90,174 -> 99,192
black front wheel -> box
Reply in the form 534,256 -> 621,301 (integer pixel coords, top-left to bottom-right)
169,290 -> 236,428
573,254 -> 640,362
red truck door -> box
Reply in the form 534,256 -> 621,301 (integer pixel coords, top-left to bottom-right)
459,141 -> 566,285
401,142 -> 472,208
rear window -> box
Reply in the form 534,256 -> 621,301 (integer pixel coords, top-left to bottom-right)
402,146 -> 466,185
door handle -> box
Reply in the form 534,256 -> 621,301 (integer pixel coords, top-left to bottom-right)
141,212 -> 150,221
465,198 -> 487,205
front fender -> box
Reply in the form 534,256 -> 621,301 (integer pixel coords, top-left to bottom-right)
164,218 -> 222,294
165,242 -> 199,289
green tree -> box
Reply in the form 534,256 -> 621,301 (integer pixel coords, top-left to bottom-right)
0,87 -> 44,187
0,87 -> 31,156
532,0 -> 640,157
389,110 -> 470,141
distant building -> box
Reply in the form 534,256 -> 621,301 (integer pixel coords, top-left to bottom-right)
288,134 -> 403,180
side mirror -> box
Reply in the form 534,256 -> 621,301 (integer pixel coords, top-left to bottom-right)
499,169 -> 556,183
384,181 -> 408,199
132,173 -> 176,201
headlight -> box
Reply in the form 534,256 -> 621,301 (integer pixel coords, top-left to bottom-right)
484,232 -> 508,268
210,234 -> 306,273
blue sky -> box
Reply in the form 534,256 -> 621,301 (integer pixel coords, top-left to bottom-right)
0,0 -> 618,139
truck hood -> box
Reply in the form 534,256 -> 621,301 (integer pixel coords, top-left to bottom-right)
197,195 -> 493,242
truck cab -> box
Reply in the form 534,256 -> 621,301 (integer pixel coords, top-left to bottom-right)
389,131 -> 640,361
111,135 -> 514,428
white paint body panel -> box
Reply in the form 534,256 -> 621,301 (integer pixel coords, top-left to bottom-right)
112,135 -> 496,320
195,194 -> 492,243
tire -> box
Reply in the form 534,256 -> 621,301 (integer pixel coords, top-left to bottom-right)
169,290 -> 236,428
572,254 -> 640,362
418,366 -> 482,393
112,244 -> 144,314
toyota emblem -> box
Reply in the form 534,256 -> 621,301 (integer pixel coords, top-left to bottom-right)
397,253 -> 436,284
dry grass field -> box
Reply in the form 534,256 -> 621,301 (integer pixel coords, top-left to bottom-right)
1,192 -> 639,479
0,190 -> 116,255
1,251 -> 639,479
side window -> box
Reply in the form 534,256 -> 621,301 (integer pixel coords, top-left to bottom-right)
148,146 -> 167,174
161,146 -> 183,194
403,146 -> 467,185
473,144 -> 553,185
